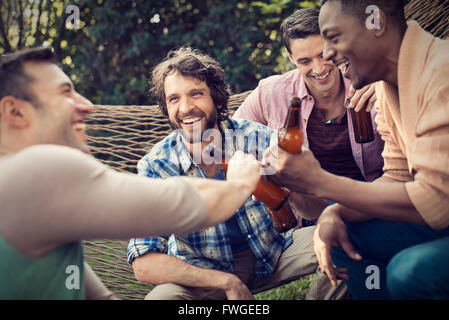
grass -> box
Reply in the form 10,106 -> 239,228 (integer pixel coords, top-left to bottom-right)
255,274 -> 317,300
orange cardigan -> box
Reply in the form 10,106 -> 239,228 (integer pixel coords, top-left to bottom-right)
375,21 -> 449,230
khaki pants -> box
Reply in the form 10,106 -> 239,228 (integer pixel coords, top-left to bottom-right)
145,226 -> 348,300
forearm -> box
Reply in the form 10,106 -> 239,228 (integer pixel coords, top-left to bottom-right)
288,191 -> 328,220
84,262 -> 120,300
188,178 -> 255,229
132,252 -> 235,291
315,173 -> 426,225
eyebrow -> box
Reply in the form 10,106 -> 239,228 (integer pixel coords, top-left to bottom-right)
58,82 -> 74,91
321,26 -> 338,38
297,52 -> 324,63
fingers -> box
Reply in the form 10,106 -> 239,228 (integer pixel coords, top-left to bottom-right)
349,84 -> 375,112
348,85 -> 369,110
322,246 -> 338,287
366,93 -> 377,112
340,234 -> 363,261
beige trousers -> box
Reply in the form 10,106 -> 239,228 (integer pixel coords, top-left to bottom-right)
145,226 -> 349,300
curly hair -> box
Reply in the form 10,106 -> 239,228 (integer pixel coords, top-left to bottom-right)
150,47 -> 231,122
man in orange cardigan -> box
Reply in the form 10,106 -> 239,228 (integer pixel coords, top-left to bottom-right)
263,0 -> 449,299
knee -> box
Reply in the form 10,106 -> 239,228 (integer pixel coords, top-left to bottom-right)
386,246 -> 429,299
145,283 -> 185,300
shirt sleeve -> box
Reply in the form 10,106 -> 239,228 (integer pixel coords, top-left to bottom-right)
374,82 -> 413,182
232,86 -> 268,125
1,145 -> 208,253
128,155 -> 170,264
405,74 -> 449,230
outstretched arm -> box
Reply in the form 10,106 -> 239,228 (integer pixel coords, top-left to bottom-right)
1,147 -> 260,258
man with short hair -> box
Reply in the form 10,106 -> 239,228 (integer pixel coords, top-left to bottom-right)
234,8 -> 384,226
264,0 -> 449,299
0,47 -> 262,299
128,47 -> 348,300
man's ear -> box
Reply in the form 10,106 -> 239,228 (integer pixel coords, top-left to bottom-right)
0,97 -> 33,129
366,5 -> 388,37
286,48 -> 295,65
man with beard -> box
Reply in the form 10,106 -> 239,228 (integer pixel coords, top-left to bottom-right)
127,47 -> 348,300
0,47 -> 264,299
263,0 -> 449,299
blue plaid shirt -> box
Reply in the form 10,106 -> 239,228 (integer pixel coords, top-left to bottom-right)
127,118 -> 292,278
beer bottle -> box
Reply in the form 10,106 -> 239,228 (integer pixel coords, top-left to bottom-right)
252,97 -> 303,232
256,96 -> 303,232
222,97 -> 303,233
350,108 -> 374,143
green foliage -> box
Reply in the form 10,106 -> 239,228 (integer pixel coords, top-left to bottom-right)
0,0 -> 320,106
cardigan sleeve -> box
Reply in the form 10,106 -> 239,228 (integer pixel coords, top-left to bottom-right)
405,69 -> 449,230
374,82 -> 413,182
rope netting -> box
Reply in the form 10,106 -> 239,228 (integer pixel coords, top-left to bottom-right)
83,0 -> 449,300
83,91 -> 249,299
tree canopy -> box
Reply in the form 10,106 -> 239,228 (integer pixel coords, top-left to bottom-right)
1,0 -> 320,105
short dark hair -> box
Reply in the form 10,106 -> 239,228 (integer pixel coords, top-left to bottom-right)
321,0 -> 406,26
0,47 -> 57,107
150,46 -> 231,122
280,8 -> 321,54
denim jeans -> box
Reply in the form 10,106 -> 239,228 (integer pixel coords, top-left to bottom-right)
331,219 -> 449,299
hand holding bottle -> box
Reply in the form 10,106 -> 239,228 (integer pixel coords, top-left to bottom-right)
226,150 -> 261,194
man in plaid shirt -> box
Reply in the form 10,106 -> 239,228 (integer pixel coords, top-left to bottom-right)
127,47 -> 348,300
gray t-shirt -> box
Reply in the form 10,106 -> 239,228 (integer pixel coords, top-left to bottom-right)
0,144 -> 207,258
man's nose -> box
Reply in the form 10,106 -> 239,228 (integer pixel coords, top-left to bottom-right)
179,96 -> 193,115
322,41 -> 336,62
313,59 -> 326,75
75,92 -> 94,115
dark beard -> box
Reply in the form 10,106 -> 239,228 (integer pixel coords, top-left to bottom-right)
169,106 -> 218,144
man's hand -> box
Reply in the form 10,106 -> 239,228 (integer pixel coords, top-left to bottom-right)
221,273 -> 255,300
313,205 -> 362,286
262,145 -> 326,195
227,150 -> 261,193
348,84 -> 376,112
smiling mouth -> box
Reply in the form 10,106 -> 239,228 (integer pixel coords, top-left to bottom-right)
180,116 -> 202,125
72,122 -> 86,132
312,69 -> 332,80
336,60 -> 350,76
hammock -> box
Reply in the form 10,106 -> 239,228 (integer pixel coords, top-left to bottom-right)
83,0 -> 449,300
84,92 -> 249,299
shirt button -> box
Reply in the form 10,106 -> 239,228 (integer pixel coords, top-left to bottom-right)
247,235 -> 252,239
262,259 -> 267,262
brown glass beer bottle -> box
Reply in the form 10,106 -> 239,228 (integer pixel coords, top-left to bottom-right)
254,96 -> 303,232
350,108 -> 375,143
222,97 -> 303,233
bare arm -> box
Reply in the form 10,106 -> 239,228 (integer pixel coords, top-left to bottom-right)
315,171 -> 425,225
132,252 -> 254,300
288,191 -> 328,220
1,147 -> 260,258
84,262 -> 120,300
265,147 -> 426,225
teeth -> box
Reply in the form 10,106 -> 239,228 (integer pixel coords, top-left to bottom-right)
314,70 -> 330,80
73,123 -> 86,131
182,117 -> 201,124
338,61 -> 350,74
